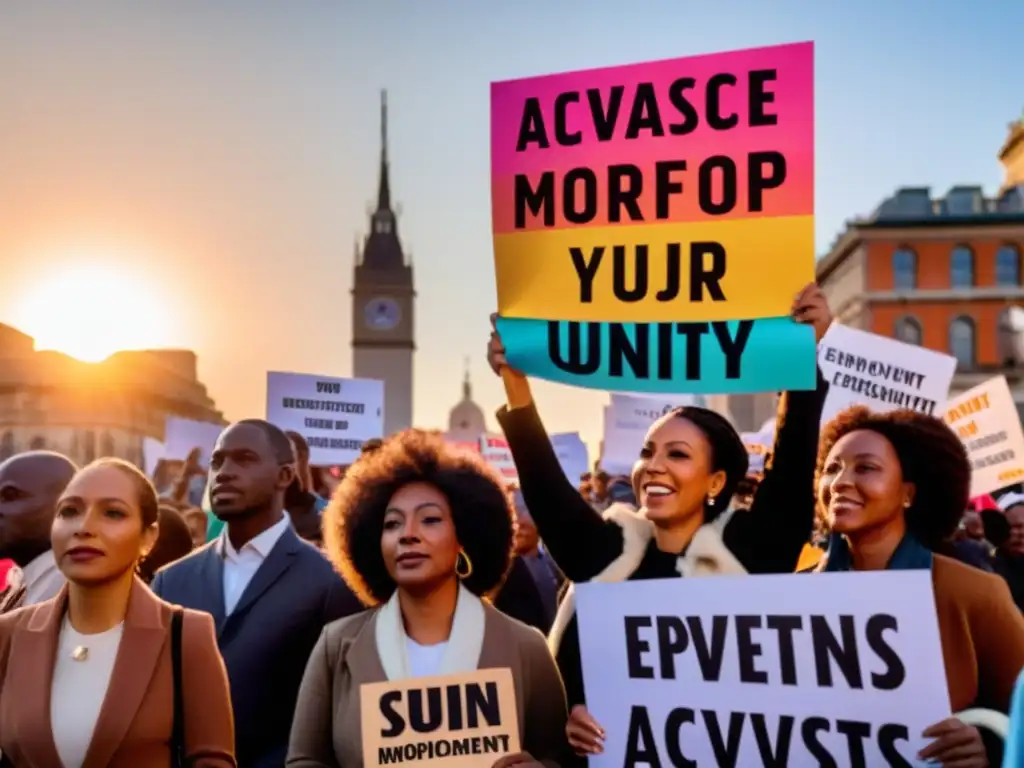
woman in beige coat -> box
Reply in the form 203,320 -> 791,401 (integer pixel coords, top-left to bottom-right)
286,430 -> 568,768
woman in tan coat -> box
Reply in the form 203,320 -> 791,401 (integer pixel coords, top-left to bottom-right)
0,458 -> 235,768
286,430 -> 568,768
814,407 -> 1024,768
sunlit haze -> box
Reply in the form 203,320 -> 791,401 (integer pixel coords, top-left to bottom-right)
0,1 -> 1020,457
12,257 -> 173,363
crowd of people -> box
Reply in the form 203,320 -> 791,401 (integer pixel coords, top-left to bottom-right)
1,283 -> 1024,767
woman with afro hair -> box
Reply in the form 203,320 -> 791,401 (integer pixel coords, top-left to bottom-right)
286,430 -> 568,768
814,405 -> 1024,767
487,284 -> 833,761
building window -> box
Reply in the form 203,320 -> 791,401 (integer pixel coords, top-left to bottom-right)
949,316 -> 976,367
29,436 -> 46,450
892,248 -> 917,290
950,245 -> 975,288
894,316 -> 922,345
997,245 -> 1021,286
0,431 -> 13,462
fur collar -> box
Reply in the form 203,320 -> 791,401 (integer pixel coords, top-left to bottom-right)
375,583 -> 485,680
548,503 -> 747,654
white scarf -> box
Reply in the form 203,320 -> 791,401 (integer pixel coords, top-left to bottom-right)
374,583 -> 486,681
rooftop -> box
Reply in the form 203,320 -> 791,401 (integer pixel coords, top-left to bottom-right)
860,184 -> 1024,227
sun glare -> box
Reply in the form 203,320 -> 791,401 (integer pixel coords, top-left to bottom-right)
14,264 -> 173,363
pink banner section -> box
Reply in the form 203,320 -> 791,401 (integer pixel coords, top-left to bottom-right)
491,41 -> 813,180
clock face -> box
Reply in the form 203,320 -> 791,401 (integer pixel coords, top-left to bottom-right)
364,298 -> 401,331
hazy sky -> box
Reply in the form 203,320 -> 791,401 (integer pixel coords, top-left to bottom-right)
0,1 -> 1021,458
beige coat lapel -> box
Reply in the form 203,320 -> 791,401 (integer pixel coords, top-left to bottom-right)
3,592 -> 65,768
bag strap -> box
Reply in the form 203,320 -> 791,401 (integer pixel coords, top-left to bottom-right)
170,607 -> 185,767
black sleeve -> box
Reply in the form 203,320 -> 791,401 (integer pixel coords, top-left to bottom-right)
723,368 -> 828,574
497,403 -> 625,583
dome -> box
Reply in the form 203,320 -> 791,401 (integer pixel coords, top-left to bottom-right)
447,370 -> 486,436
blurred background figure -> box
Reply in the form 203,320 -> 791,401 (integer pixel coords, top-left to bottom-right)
577,471 -> 591,500
180,504 -> 209,548
606,475 -> 636,507
137,502 -> 197,582
511,487 -> 564,631
284,431 -> 329,547
170,447 -> 210,508
731,476 -> 760,512
589,469 -> 611,512
994,493 -> 1024,611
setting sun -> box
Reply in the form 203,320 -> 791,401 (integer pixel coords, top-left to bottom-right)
13,263 -> 174,362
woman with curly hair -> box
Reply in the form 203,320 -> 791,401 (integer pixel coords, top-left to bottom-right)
286,430 -> 568,768
814,406 -> 1024,767
487,284 -> 833,761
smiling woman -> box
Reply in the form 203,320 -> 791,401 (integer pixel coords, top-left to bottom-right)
12,263 -> 172,362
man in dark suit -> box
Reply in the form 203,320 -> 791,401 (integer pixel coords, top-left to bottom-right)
151,419 -> 362,768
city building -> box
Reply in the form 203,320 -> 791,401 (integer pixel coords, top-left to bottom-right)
815,114 -> 1024,408
0,323 -> 223,466
351,90 -> 416,435
446,366 -> 487,442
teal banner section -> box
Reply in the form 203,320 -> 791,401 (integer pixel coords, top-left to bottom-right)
496,315 -> 817,394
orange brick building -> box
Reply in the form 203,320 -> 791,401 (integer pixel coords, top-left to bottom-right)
816,115 -> 1024,408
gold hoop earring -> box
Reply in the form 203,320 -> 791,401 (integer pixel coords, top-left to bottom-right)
455,549 -> 473,579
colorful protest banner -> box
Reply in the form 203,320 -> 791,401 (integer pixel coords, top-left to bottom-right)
497,315 -> 816,393
360,668 -> 520,767
265,371 -> 384,466
575,571 -> 951,766
942,375 -> 1024,495
490,42 -> 817,393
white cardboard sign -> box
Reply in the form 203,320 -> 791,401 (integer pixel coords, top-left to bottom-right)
265,371 -> 384,466
576,571 -> 950,767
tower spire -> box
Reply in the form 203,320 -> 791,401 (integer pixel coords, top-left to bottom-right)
462,356 -> 472,400
376,89 -> 391,213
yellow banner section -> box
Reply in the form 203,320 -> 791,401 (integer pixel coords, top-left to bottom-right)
494,215 -> 814,323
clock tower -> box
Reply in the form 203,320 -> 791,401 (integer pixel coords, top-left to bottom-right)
352,90 -> 415,435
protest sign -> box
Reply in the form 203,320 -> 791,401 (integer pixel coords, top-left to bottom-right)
491,42 -> 817,393
265,371 -> 384,466
443,436 -> 482,458
552,431 -> 589,483
447,432 -> 587,485
480,434 -> 519,483
576,571 -> 950,766
817,325 -> 957,425
942,375 -> 1024,495
163,417 -> 225,465
360,668 -> 520,767
143,437 -> 165,476
600,393 -> 696,472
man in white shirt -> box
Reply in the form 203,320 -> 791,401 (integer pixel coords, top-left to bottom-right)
0,451 -> 77,613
